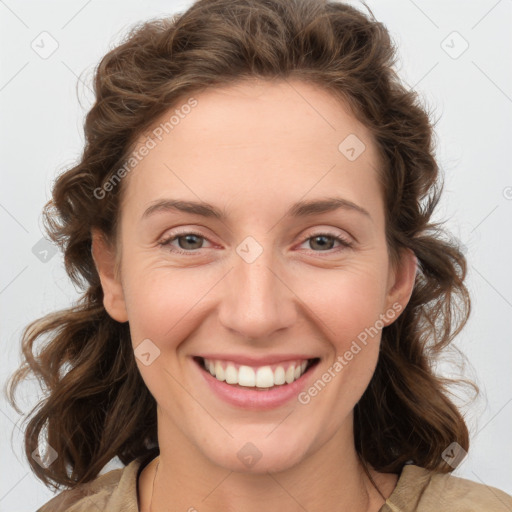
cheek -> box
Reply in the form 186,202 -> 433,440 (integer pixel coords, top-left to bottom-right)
296,263 -> 389,342
294,270 -> 385,433
124,270 -> 210,409
124,270 -> 203,344
295,265 -> 387,401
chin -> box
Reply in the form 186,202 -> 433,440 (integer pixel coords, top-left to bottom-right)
201,430 -> 311,474
214,448 -> 305,475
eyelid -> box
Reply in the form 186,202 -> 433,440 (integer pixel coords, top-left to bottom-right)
300,227 -> 353,245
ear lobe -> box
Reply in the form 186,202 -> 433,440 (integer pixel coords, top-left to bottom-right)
383,248 -> 417,326
91,228 -> 128,323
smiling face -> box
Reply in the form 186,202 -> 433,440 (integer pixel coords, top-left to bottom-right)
92,78 -> 416,475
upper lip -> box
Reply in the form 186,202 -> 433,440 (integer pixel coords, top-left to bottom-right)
194,354 -> 319,366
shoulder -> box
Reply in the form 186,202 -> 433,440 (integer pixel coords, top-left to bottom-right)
382,464 -> 512,512
36,458 -> 144,512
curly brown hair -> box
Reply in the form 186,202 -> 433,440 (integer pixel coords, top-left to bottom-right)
7,0 -> 476,490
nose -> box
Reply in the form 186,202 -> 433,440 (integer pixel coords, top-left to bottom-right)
217,246 -> 297,342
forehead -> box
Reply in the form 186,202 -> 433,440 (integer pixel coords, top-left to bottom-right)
120,78 -> 382,221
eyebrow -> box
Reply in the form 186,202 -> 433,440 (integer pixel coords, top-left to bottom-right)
141,197 -> 371,221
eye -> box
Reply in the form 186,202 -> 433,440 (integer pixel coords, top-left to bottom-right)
298,232 -> 353,253
158,230 -> 353,256
158,231 -> 212,255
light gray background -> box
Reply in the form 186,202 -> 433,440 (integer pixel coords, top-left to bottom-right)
1,0 -> 511,510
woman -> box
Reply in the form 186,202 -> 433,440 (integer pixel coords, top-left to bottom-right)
8,0 -> 512,510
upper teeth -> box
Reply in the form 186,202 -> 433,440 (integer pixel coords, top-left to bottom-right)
203,358 -> 309,388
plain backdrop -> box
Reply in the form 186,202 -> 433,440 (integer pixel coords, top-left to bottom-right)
1,0 -> 511,510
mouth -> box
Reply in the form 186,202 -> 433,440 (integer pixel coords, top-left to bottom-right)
193,356 -> 320,391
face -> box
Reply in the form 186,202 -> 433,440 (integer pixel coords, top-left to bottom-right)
93,78 -> 416,474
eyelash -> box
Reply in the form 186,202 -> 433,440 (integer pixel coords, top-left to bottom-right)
158,230 -> 353,256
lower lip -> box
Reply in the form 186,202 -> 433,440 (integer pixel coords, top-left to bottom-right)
193,357 -> 319,410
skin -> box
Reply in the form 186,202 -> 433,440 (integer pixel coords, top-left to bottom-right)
92,78 -> 417,512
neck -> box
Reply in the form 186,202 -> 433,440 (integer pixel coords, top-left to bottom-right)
140,415 -> 395,512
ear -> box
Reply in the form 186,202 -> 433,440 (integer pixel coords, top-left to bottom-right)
91,228 -> 128,323
382,248 -> 417,326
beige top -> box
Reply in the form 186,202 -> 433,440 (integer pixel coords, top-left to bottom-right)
37,457 -> 512,512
